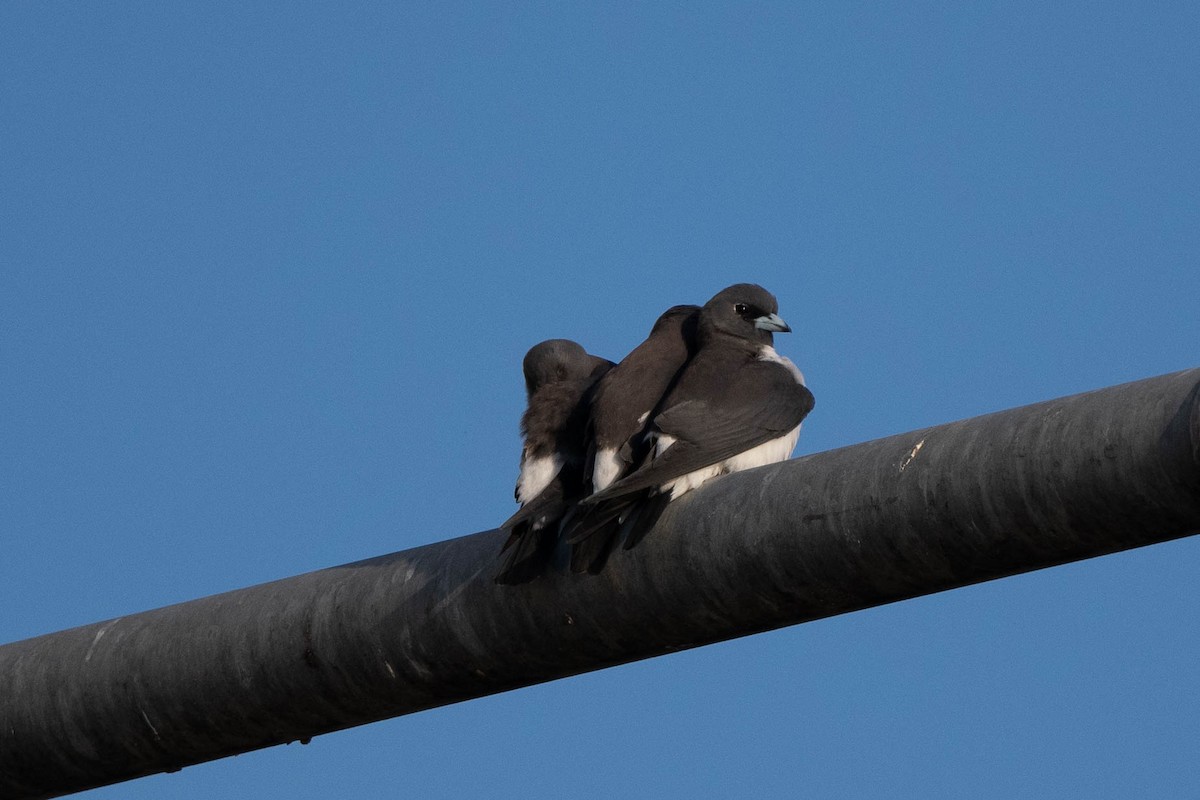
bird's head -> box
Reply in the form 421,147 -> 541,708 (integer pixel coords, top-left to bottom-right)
700,283 -> 791,344
522,339 -> 603,396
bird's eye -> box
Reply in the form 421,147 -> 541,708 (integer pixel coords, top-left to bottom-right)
734,303 -> 748,315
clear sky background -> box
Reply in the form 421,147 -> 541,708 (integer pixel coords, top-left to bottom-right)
2,3 -> 1198,798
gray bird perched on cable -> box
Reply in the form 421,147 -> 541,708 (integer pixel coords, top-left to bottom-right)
589,304 -> 701,493
567,304 -> 700,572
567,284 -> 814,573
496,339 -> 614,584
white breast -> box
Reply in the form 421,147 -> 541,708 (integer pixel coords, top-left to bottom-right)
591,447 -> 622,493
655,347 -> 806,499
516,453 -> 562,505
723,425 -> 802,473
758,345 -> 806,385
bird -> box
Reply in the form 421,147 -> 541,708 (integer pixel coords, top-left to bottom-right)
495,339 -> 614,584
567,283 -> 814,572
589,304 -> 701,493
565,304 -> 700,572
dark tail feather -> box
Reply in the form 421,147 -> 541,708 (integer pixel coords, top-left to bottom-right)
500,488 -> 560,536
568,518 -> 622,574
565,497 -> 640,574
495,520 -> 559,585
562,499 -> 630,544
496,487 -> 570,584
620,492 -> 671,551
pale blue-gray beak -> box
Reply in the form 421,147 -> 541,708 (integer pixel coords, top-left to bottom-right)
754,312 -> 791,333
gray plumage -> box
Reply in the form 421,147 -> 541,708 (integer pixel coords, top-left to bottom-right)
588,304 -> 700,492
568,284 -> 814,572
496,339 -> 613,584
565,305 -> 700,573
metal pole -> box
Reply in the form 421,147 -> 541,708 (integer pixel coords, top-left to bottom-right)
2,368 -> 1199,800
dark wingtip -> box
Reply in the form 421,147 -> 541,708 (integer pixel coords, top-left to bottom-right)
620,493 -> 671,551
569,523 -> 621,575
494,515 -> 561,585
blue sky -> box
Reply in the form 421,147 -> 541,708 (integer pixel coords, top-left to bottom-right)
2,3 -> 1198,797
